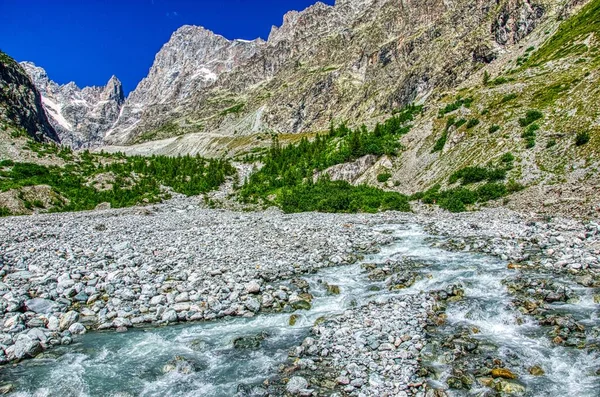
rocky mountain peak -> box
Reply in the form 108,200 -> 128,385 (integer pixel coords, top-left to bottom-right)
103,75 -> 125,105
267,1 -> 336,44
106,23 -> 265,143
21,62 -> 125,148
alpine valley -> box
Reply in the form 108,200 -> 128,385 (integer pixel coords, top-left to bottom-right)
0,0 -> 599,396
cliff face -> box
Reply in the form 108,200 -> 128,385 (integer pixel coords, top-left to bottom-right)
21,62 -> 124,148
0,52 -> 59,143
104,26 -> 264,143
103,0 -> 558,145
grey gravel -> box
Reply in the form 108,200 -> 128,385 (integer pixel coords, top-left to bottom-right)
0,195 -> 598,397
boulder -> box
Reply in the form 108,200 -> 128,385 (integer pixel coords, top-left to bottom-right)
245,280 -> 261,294
24,298 -> 60,314
5,336 -> 42,361
162,356 -> 196,374
286,376 -> 309,395
68,323 -> 86,335
491,368 -> 517,379
59,311 -> 79,331
161,310 -> 178,323
233,332 -> 268,349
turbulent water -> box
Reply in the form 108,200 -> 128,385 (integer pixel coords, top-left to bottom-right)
3,224 -> 599,396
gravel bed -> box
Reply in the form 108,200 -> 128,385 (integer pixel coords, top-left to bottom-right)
0,196 -> 400,364
286,294 -> 433,397
1,198 -> 599,396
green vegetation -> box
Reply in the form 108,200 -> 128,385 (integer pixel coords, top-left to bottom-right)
278,178 -> 410,213
454,118 -> 467,128
10,128 -> 29,139
432,134 -> 448,153
0,148 -> 235,215
526,0 -> 600,65
432,117 -> 456,153
575,131 -> 591,146
239,105 -> 423,213
500,152 -> 515,164
546,139 -> 557,148
377,173 -> 392,183
466,119 -> 480,129
483,71 -> 491,86
0,50 -> 18,67
438,97 -> 473,116
521,123 -> 539,148
491,76 -> 510,86
0,206 -> 10,217
489,125 -> 501,134
518,110 -> 543,127
221,103 -> 245,116
500,93 -> 518,103
411,181 -> 521,213
448,165 -> 507,186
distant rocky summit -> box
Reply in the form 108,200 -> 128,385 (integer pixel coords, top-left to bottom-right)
21,62 -> 124,148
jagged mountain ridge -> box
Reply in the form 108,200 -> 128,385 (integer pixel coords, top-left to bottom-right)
21,62 -> 124,148
103,0 -> 558,145
107,26 -> 264,143
0,52 -> 59,143
21,0 -> 561,148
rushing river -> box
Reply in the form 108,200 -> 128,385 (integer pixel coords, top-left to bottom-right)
3,224 -> 599,396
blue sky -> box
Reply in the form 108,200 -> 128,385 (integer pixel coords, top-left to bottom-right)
0,0 -> 335,95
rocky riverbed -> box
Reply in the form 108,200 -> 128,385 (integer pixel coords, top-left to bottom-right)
0,197 -> 599,396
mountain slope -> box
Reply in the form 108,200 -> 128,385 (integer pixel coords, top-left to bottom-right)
104,0 -> 562,146
105,26 -> 263,144
0,52 -> 59,143
231,0 -> 599,217
21,62 -> 124,148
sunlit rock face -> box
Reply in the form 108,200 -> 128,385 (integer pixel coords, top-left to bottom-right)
21,62 -> 124,148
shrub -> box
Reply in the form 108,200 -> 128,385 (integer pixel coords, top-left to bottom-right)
441,196 -> 466,213
521,123 -> 538,148
575,131 -> 590,146
501,93 -> 518,103
432,133 -> 448,152
449,166 -> 488,185
489,125 -> 501,134
466,119 -> 480,129
438,97 -> 474,116
279,179 -> 410,213
483,71 -> 490,86
0,206 -> 10,217
491,77 -> 509,86
546,139 -> 557,148
454,119 -> 467,128
477,183 -> 507,201
0,159 -> 15,167
525,138 -> 536,148
518,110 -> 543,127
449,165 -> 507,186
506,180 -> 525,193
500,153 -> 515,163
487,168 -> 507,181
377,173 -> 392,183
432,117 -> 459,153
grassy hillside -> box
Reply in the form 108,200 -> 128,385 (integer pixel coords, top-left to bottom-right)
0,133 -> 235,216
231,0 -> 599,215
